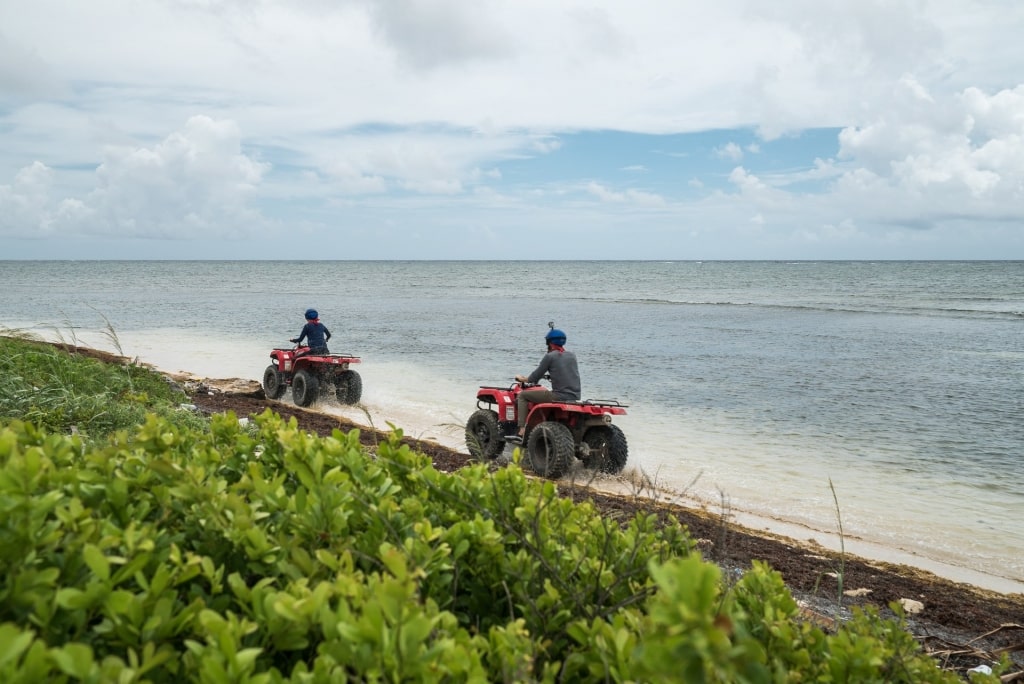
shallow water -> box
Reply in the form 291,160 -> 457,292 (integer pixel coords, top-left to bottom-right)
3,260 -> 1022,589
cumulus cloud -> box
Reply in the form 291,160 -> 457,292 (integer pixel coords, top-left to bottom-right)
0,162 -> 56,234
715,81 -> 1024,244
0,116 -> 270,239
834,82 -> 1024,215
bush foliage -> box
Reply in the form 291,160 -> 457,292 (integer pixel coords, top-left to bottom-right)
0,338 -> 986,682
1,413 -> 978,682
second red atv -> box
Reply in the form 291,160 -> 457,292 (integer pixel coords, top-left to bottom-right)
465,381 -> 628,479
263,345 -> 362,407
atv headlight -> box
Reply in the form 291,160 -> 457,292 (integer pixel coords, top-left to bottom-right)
505,406 -> 515,421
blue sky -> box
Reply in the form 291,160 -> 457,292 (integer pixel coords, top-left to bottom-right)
1,1 -> 1023,260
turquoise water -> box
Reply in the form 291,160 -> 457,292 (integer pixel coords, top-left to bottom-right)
2,260 -> 1022,587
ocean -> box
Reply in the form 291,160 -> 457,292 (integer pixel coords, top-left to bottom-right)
2,260 -> 1022,592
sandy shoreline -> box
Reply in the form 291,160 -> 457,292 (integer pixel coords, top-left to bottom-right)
567,466 -> 1024,596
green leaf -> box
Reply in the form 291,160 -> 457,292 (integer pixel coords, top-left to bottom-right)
49,642 -> 95,678
234,647 -> 263,672
0,624 -> 35,667
227,572 -> 250,601
272,596 -> 301,622
315,549 -> 338,571
83,544 -> 111,581
380,546 -> 407,579
55,587 -> 90,610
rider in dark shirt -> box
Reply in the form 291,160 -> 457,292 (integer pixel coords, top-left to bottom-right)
291,308 -> 331,355
509,325 -> 580,443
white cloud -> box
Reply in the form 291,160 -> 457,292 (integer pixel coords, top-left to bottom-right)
585,181 -> 665,206
530,137 -> 563,154
300,129 -> 535,198
0,162 -> 55,234
0,116 -> 270,239
0,30 -> 64,100
365,0 -> 516,70
707,80 -> 1024,248
715,142 -> 744,161
0,0 -> 1022,257
321,162 -> 389,196
6,0 -> 1007,136
835,83 -> 1024,210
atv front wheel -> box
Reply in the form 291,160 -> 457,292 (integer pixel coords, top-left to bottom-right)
580,425 -> 629,474
526,421 -> 574,479
292,369 -> 319,407
334,369 -> 363,405
465,409 -> 505,460
263,364 -> 287,400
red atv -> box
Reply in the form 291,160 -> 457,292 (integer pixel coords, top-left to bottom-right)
465,381 -> 628,479
263,345 -> 362,407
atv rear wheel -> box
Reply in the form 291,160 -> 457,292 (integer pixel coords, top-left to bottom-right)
292,369 -> 319,407
526,421 -> 574,479
263,364 -> 286,400
580,425 -> 629,474
465,409 -> 505,460
334,369 -> 363,405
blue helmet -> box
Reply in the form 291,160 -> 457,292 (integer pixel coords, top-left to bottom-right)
545,328 -> 567,346
305,308 -> 318,320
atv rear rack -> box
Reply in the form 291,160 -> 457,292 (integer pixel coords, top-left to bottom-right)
581,398 -> 628,408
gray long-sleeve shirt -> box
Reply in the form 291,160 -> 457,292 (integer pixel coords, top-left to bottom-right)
527,349 -> 581,401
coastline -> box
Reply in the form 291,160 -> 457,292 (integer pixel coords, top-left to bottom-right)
6,300 -> 1022,592
178,366 -> 1024,598
288,383 -> 1024,597
11,329 -> 1024,598
8,338 -> 1024,673
177,375 -> 1024,676
543,463 -> 1024,597
704,504 -> 1024,596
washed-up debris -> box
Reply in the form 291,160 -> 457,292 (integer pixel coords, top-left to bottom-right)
899,598 -> 925,614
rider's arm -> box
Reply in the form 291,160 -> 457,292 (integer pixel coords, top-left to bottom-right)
525,353 -> 553,385
324,326 -> 331,342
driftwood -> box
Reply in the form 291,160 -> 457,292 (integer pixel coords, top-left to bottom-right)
919,623 -> 1023,680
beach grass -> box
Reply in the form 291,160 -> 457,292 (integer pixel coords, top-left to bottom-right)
0,332 -> 206,440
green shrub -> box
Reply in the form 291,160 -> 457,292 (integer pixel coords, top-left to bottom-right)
0,411 -> 983,683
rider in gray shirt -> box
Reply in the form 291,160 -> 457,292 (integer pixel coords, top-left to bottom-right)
510,326 -> 580,442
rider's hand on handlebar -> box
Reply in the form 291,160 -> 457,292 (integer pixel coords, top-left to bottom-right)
515,374 -> 527,383
290,338 -> 299,344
